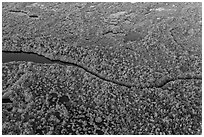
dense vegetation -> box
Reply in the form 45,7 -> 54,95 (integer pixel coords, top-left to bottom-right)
2,2 -> 202,135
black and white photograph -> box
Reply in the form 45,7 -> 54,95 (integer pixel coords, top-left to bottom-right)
1,1 -> 202,135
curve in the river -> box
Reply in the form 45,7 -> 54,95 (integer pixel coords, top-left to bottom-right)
2,51 -> 202,89
2,51 -> 133,88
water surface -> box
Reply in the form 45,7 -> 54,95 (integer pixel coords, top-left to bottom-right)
2,51 -> 133,88
2,52 -> 63,65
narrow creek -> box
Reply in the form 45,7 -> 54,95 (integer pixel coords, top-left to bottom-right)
2,51 -> 201,90
2,51 -> 133,88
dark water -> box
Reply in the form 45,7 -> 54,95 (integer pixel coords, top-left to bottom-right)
124,31 -> 143,42
2,52 -> 63,65
2,51 -> 133,88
